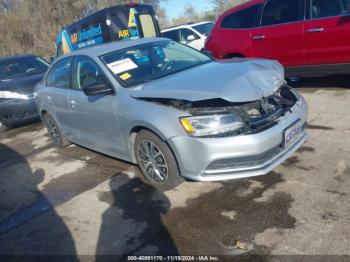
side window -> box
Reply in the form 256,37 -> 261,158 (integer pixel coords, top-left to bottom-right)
179,29 -> 200,42
46,59 -> 71,88
221,4 -> 261,29
139,14 -> 157,37
261,0 -> 303,26
310,0 -> 349,19
74,57 -> 108,90
162,30 -> 180,41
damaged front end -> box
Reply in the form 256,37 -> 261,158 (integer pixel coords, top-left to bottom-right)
0,95 -> 39,127
136,85 -> 301,137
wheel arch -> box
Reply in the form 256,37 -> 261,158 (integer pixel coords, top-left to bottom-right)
224,53 -> 246,59
129,125 -> 167,163
128,125 -> 183,179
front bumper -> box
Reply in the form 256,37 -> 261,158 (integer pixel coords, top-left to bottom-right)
0,98 -> 39,126
168,99 -> 308,182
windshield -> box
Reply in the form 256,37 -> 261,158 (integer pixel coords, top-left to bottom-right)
101,40 -> 212,87
0,56 -> 49,80
192,22 -> 214,36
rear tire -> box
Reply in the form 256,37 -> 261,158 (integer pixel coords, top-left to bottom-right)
43,113 -> 70,148
134,130 -> 184,191
225,53 -> 245,59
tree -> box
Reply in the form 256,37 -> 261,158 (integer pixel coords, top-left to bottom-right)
210,0 -> 247,15
0,0 -> 166,57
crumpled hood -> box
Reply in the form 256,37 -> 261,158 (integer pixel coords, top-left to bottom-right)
0,73 -> 44,95
129,58 -> 285,102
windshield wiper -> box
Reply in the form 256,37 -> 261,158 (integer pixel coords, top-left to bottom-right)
137,79 -> 154,85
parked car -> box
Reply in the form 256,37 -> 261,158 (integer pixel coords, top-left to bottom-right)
162,21 -> 214,51
57,3 -> 160,57
0,55 -> 49,128
36,38 -> 308,190
205,0 -> 350,77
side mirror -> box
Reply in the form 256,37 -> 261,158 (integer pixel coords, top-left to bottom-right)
82,82 -> 113,96
186,35 -> 196,42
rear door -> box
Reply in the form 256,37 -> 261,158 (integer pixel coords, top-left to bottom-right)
251,0 -> 305,67
45,58 -> 76,139
304,0 -> 350,65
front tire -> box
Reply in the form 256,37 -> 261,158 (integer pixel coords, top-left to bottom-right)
134,130 -> 184,191
43,113 -> 70,148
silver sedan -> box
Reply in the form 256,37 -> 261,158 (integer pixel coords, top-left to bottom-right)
35,38 -> 308,191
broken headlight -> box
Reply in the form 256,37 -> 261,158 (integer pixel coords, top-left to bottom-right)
180,114 -> 244,137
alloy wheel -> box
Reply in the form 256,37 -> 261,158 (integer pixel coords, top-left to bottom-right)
45,115 -> 60,144
138,140 -> 169,183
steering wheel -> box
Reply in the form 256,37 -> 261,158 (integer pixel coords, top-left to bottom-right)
25,68 -> 36,74
161,60 -> 175,71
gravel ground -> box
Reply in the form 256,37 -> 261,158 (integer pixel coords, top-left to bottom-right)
0,76 -> 349,260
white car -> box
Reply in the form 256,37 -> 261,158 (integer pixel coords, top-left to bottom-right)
161,21 -> 214,51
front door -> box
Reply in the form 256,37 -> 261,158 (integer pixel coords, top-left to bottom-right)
178,28 -> 203,50
68,56 -> 126,156
304,0 -> 350,65
251,0 -> 305,67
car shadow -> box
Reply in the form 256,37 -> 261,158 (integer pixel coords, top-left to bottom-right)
292,75 -> 350,89
96,174 -> 178,259
0,143 -> 77,257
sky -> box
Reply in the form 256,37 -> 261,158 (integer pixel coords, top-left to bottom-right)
160,0 -> 214,19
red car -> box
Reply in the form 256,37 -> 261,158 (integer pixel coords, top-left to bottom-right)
205,0 -> 350,77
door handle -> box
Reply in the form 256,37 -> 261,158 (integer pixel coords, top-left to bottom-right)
252,35 -> 266,40
47,96 -> 52,104
70,100 -> 77,109
307,28 -> 324,33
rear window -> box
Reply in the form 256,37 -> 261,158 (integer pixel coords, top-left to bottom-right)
192,22 -> 214,36
221,4 -> 261,29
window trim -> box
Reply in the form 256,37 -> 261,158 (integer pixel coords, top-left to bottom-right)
306,0 -> 350,21
45,57 -> 73,89
71,55 -> 115,94
259,0 -> 306,28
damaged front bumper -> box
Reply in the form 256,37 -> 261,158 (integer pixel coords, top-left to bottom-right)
167,95 -> 308,182
0,97 -> 39,126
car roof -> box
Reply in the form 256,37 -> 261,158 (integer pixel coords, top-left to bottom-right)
58,37 -> 169,60
62,4 -> 153,30
0,54 -> 38,62
161,21 -> 213,32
